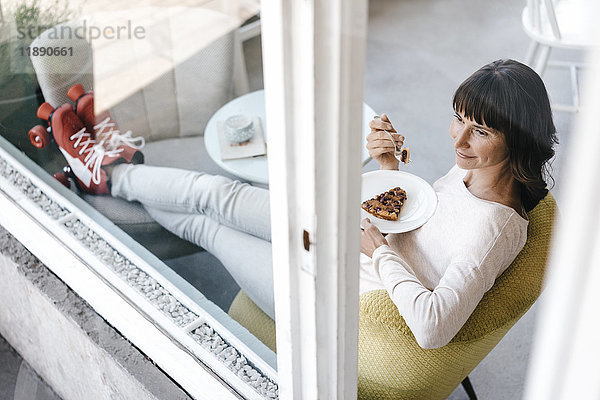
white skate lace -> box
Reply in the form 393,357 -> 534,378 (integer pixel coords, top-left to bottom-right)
71,128 -> 124,185
94,117 -> 145,151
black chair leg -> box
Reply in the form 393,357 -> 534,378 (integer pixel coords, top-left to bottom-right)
461,376 -> 477,400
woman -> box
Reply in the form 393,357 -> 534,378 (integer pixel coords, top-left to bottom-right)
361,59 -> 557,347
106,59 -> 557,349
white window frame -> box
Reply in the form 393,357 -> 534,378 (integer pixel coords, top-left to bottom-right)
0,140 -> 276,400
262,0 -> 367,398
0,0 -> 368,398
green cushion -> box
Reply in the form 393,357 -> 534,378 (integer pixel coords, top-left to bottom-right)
229,192 -> 557,399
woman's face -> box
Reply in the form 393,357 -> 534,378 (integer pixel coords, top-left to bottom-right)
449,111 -> 509,171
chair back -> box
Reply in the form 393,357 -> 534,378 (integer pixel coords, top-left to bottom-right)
30,7 -> 239,143
523,0 -> 596,47
526,0 -> 561,39
29,22 -> 94,110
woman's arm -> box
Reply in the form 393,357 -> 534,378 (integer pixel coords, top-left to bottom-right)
363,213 -> 523,349
371,246 -> 487,349
361,219 -> 477,348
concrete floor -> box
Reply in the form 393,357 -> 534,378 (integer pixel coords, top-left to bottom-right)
0,336 -> 61,400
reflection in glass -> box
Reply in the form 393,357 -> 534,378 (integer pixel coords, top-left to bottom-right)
0,0 -> 278,380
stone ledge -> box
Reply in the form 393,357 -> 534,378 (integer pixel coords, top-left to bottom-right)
0,225 -> 192,400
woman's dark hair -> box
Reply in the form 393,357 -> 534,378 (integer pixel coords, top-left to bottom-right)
452,59 -> 558,212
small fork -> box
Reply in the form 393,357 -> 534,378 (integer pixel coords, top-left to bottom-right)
372,115 -> 409,164
382,129 -> 403,161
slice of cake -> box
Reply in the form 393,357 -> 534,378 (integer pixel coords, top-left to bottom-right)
400,147 -> 410,164
362,186 -> 407,221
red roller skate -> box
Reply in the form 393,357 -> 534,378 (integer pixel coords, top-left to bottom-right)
36,102 -> 125,195
67,84 -> 145,164
53,168 -> 72,188
52,165 -> 92,194
52,166 -> 79,190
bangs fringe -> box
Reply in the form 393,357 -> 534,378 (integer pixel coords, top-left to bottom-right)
452,71 -> 515,136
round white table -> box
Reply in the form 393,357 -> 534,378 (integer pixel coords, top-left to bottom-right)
204,90 -> 377,184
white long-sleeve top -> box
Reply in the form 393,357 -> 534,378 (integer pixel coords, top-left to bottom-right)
359,165 -> 529,349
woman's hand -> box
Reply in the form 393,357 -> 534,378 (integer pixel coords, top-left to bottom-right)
360,218 -> 388,258
366,113 -> 404,170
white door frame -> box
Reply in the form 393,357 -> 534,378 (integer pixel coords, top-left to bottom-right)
262,0 -> 368,398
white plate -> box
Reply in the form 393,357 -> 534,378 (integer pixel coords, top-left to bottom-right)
361,170 -> 438,233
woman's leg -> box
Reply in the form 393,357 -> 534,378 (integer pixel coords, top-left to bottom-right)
145,205 -> 275,319
110,164 -> 271,241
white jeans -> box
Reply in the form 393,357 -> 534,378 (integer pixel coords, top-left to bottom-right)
111,164 -> 275,319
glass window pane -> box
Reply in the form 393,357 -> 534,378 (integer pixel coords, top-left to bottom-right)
0,0 -> 278,396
